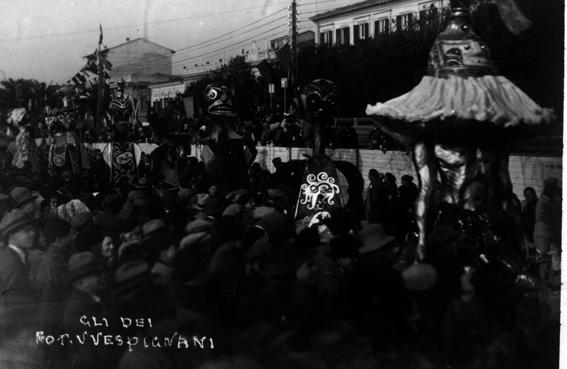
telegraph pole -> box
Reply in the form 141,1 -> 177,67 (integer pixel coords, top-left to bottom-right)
288,0 -> 299,112
96,25 -> 104,132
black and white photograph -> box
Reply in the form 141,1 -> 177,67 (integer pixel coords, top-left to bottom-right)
0,0 -> 563,368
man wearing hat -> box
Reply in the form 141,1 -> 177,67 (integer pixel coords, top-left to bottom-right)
63,252 -> 106,332
0,209 -> 38,304
63,251 -> 114,368
357,223 -> 401,272
10,186 -> 39,218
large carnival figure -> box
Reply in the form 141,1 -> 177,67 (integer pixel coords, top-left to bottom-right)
199,83 -> 257,190
366,7 -> 555,264
102,83 -> 142,185
294,80 -> 344,226
46,108 -> 82,175
268,80 -> 364,229
150,109 -> 193,196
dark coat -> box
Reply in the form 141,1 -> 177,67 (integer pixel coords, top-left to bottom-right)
0,246 -> 38,336
521,200 -> 537,243
365,180 -> 387,223
0,246 -> 32,302
63,288 -> 120,369
34,246 -> 71,332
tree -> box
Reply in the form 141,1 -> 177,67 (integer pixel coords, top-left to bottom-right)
0,78 -> 61,117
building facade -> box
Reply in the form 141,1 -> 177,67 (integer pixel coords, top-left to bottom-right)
89,37 -> 177,122
270,31 -> 316,51
105,37 -> 175,81
311,0 -> 446,46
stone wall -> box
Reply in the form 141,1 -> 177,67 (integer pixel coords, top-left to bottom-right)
249,146 -> 562,200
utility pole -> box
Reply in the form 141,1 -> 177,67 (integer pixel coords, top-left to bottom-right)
96,25 -> 104,132
288,0 -> 298,112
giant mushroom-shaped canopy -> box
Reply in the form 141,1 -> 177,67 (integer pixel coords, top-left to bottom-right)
365,7 -> 555,146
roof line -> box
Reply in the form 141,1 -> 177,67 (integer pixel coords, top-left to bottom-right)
83,37 -> 175,58
106,37 -> 175,53
310,0 -> 396,22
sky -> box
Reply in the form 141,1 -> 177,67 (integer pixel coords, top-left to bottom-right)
0,0 -> 360,83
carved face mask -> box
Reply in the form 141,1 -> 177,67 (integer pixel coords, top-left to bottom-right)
204,84 -> 236,117
428,8 -> 497,77
302,79 -> 338,119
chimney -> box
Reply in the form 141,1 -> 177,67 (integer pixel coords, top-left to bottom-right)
126,37 -> 130,42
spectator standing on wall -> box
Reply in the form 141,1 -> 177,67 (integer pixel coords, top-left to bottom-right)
521,187 -> 538,247
533,178 -> 562,285
365,169 -> 387,224
384,173 -> 399,203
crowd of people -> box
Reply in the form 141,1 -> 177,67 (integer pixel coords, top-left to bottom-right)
0,145 -> 560,369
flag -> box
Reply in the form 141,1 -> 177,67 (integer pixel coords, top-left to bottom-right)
84,60 -> 99,75
99,24 -> 103,45
72,72 -> 87,87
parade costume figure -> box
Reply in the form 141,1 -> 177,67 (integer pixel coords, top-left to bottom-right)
103,85 -> 141,184
46,109 -> 81,176
294,80 -> 345,226
58,85 -> 90,170
366,7 -> 555,263
199,83 -> 257,190
150,131 -> 192,198
7,108 -> 41,172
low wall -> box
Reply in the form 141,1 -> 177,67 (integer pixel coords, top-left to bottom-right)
88,143 -> 562,199
251,146 -> 562,200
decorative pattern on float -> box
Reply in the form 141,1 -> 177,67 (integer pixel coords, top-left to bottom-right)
299,172 -> 340,211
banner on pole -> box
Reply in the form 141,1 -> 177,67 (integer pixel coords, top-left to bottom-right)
268,83 -> 275,94
281,78 -> 288,88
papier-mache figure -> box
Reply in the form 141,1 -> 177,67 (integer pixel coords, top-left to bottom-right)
102,83 -> 142,185
294,80 -> 344,227
366,7 -> 555,263
199,83 -> 257,190
46,108 -> 81,175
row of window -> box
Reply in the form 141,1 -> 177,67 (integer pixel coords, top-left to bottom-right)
319,7 -> 438,46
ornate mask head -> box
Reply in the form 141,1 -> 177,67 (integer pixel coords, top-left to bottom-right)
204,84 -> 236,117
428,8 -> 497,78
301,79 -> 338,119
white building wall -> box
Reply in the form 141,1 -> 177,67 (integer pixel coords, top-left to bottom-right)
108,39 -> 173,80
314,0 -> 446,45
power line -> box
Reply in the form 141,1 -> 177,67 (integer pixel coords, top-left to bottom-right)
112,19 -> 289,72
63,5 -> 290,82
174,23 -> 287,62
0,5 -> 285,42
105,26 -> 288,78
156,26 -> 288,69
173,11 -> 287,55
80,9 -> 288,72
